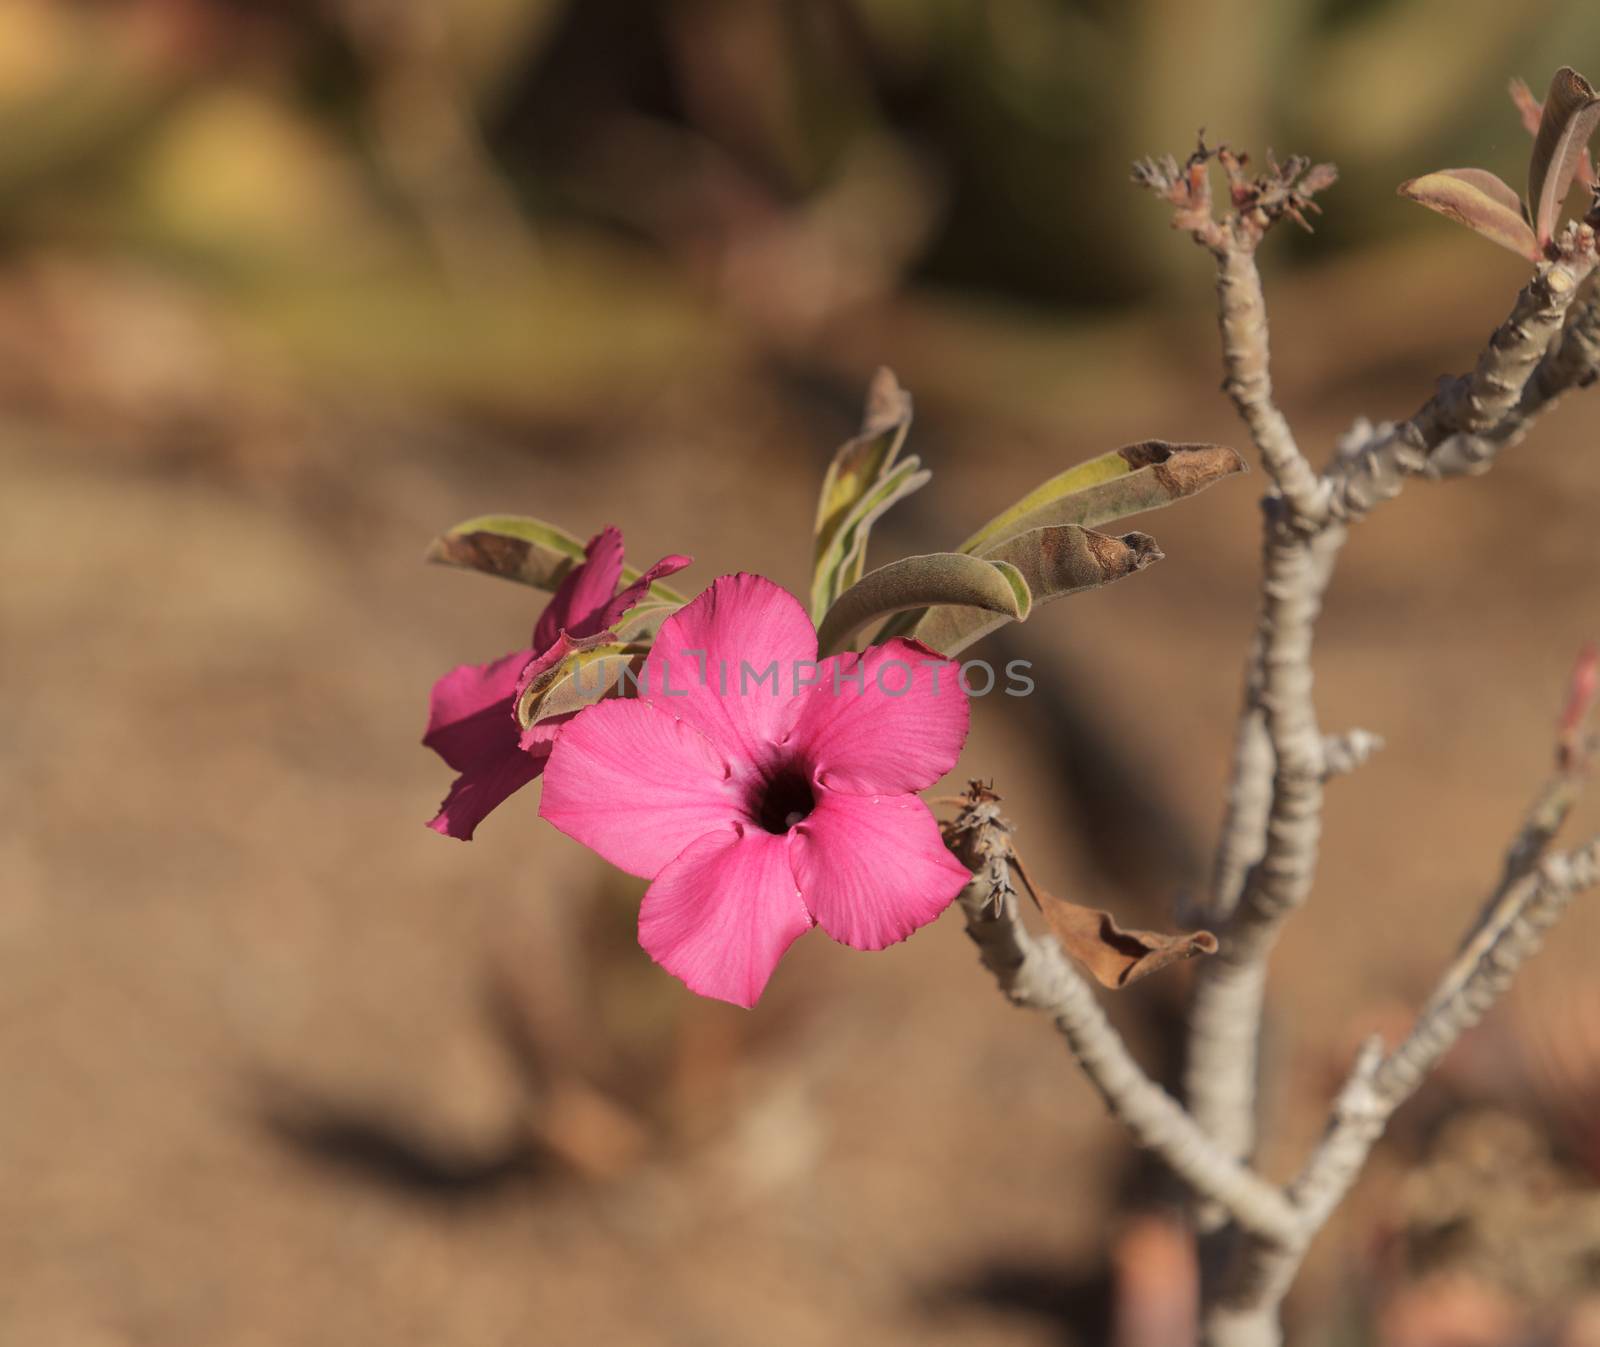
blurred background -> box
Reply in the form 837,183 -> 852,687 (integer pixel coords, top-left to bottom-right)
5,2 -> 1600,1344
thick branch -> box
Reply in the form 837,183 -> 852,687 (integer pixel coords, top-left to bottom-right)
1429,274 -> 1600,476
1212,246 -> 1329,524
1327,247 -> 1598,517
1187,521 -> 1345,1167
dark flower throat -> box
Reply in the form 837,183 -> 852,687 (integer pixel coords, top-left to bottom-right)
754,767 -> 816,834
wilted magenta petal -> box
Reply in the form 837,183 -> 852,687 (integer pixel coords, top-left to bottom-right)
790,789 -> 972,950
517,717 -> 567,755
532,526 -> 626,650
793,638 -> 969,795
640,574 -> 816,764
540,697 -> 744,878
423,649 -> 546,839
426,741 -> 548,840
638,826 -> 815,1008
422,649 -> 529,770
598,553 -> 693,630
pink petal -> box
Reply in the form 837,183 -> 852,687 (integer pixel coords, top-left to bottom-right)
792,638 -> 969,795
532,526 -> 626,651
640,573 -> 817,764
638,826 -> 814,1008
422,649 -> 529,771
539,698 -> 744,878
426,741 -> 548,841
423,648 -> 546,839
597,553 -> 694,630
790,789 -> 972,950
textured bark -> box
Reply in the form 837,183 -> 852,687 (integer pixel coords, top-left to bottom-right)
945,794 -> 1301,1247
1204,841 -> 1600,1346
1134,165 -> 1600,1343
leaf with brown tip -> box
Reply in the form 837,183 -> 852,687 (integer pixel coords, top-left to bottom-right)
810,368 -> 916,619
514,634 -> 650,729
898,525 -> 1163,656
815,552 -> 1030,657
1398,169 -> 1540,260
1529,66 -> 1600,248
957,440 -> 1245,556
1513,75 -> 1597,189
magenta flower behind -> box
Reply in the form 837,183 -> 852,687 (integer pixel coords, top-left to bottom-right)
539,572 -> 974,1007
423,525 -> 690,840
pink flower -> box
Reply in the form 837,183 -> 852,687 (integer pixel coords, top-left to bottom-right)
424,527 -> 690,840
539,573 -> 973,1007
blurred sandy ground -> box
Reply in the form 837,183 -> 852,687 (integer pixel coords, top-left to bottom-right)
4,3 -> 1600,1345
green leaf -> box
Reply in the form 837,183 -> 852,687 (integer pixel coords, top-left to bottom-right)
515,637 -> 651,730
609,600 -> 679,642
958,441 -> 1245,555
809,369 -> 924,621
813,367 -> 913,564
897,525 -> 1164,656
1529,66 -> 1600,249
426,514 -> 686,602
1398,169 -> 1540,261
816,552 -> 1031,656
809,455 -> 931,621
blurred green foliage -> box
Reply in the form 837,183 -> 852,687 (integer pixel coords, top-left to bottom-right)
1,0 -> 1596,414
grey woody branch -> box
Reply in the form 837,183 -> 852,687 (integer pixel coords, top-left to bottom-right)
943,790 -> 1301,1248
1137,151 -> 1600,1181
1329,234 -> 1599,515
1205,837 -> 1600,1347
1132,138 -> 1600,1346
1135,142 -> 1334,525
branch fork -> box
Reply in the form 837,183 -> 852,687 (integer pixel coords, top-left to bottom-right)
943,88 -> 1600,1347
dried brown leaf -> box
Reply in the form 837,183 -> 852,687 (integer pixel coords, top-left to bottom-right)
1033,888 -> 1217,989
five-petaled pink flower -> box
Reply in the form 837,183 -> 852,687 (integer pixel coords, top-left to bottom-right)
423,527 -> 690,840
539,573 -> 974,1007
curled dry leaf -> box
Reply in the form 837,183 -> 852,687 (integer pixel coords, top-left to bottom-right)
1530,66 -> 1600,248
1008,849 -> 1215,989
1397,169 -> 1540,261
1033,888 -> 1218,989
513,633 -> 649,729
